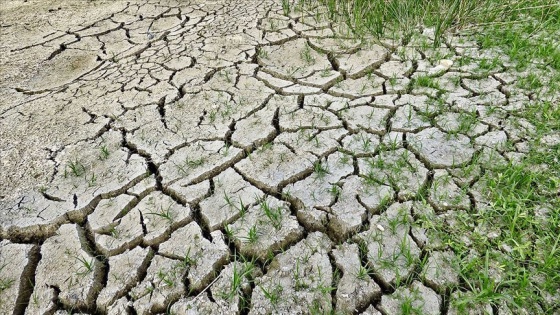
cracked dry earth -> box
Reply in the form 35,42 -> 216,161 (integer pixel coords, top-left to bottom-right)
1,0 -> 558,314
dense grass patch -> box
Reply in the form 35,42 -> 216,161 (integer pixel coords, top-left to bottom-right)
320,0 -> 560,69
294,0 -> 560,312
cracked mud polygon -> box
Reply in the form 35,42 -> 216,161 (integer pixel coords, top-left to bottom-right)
1,0 -> 558,314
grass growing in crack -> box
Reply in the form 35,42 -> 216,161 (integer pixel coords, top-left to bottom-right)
224,224 -> 236,241
328,184 -> 341,199
422,130 -> 559,312
228,266 -> 247,299
313,160 -> 330,178
355,265 -> 372,281
479,56 -> 502,71
182,247 -> 196,267
220,259 -> 256,303
315,280 -> 335,297
308,298 -> 333,315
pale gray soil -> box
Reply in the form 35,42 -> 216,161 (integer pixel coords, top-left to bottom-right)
0,0 -> 557,314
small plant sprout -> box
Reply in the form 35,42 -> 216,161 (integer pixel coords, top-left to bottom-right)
209,110 -> 217,122
182,247 -> 195,267
281,0 -> 290,16
224,192 -> 235,209
75,255 -> 94,277
328,184 -> 341,199
399,236 -> 416,267
258,47 -> 269,59
0,264 -> 14,292
229,265 -> 246,300
238,198 -> 248,217
387,215 -> 401,235
223,260 -> 256,301
320,67 -> 332,77
414,75 -> 440,90
99,145 -> 110,160
269,19 -> 278,31
400,295 -> 422,315
224,224 -> 235,240
261,283 -> 283,306
260,200 -> 283,229
281,189 -> 292,200
65,159 -> 86,177
186,157 -> 205,168
339,154 -> 351,165
88,172 -> 97,187
316,281 -> 335,297
294,258 -> 306,291
176,157 -> 206,175
157,269 -> 176,287
313,160 -> 329,178
359,133 -> 373,151
356,265 -> 371,280
222,144 -> 231,156
108,226 -> 120,238
260,142 -> 273,152
246,225 -> 259,244
145,204 -> 174,223
300,43 -> 316,65
389,75 -> 398,87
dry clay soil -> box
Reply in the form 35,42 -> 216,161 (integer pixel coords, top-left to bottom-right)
1,0 -> 558,314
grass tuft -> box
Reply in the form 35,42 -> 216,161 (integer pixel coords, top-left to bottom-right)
321,0 -> 559,69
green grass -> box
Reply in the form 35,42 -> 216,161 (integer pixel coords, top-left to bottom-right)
260,283 -> 283,306
260,200 -> 284,230
0,264 -> 15,293
313,160 -> 330,178
309,0 -> 560,312
75,255 -> 95,277
65,159 -> 86,177
415,100 -> 560,312
414,75 -> 440,90
145,204 -> 174,223
320,0 -> 559,68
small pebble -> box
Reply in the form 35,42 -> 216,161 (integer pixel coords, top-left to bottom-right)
439,59 -> 453,68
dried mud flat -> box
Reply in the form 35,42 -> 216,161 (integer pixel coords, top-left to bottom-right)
0,0 -> 558,314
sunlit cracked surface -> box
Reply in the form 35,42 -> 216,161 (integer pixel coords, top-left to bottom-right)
0,0 -> 558,314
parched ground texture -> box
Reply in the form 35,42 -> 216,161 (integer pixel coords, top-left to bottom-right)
0,0 -> 558,314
